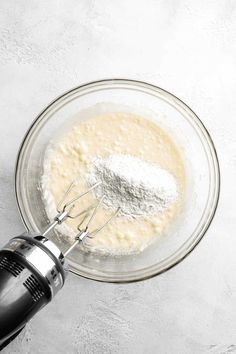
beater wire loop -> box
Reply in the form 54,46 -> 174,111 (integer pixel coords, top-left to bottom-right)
43,180 -> 119,256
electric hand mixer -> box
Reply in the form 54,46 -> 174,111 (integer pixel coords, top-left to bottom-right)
0,180 -> 119,349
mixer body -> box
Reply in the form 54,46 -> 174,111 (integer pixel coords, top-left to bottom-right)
0,234 -> 68,349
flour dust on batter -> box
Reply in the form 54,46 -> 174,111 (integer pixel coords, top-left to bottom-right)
41,112 -> 185,255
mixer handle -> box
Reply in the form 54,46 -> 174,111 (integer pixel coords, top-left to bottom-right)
0,326 -> 25,351
0,232 -> 67,350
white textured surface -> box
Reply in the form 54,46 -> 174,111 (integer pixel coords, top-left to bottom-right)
0,1 -> 236,353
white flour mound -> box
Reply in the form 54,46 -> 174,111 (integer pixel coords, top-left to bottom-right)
87,154 -> 178,217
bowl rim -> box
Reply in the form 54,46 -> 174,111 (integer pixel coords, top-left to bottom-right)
15,78 -> 221,283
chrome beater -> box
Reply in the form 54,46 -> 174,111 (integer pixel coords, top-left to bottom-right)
42,179 -> 120,255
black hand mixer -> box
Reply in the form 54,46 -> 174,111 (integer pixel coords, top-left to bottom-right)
0,180 -> 119,350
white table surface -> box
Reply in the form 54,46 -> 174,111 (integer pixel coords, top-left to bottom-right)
0,1 -> 235,353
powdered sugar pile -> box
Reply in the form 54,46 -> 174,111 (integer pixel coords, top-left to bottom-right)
87,154 -> 178,217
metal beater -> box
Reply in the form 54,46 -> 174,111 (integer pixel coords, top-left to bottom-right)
0,181 -> 119,349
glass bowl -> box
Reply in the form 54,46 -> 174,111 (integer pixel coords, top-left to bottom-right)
15,79 -> 220,282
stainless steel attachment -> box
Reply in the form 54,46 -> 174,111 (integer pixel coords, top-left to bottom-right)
42,180 -> 120,257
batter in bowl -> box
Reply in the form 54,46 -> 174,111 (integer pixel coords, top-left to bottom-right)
42,111 -> 185,255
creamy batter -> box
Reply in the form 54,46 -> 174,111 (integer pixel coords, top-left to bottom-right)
42,112 -> 185,255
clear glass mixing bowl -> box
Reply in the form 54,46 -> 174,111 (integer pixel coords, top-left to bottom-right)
15,79 -> 220,282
